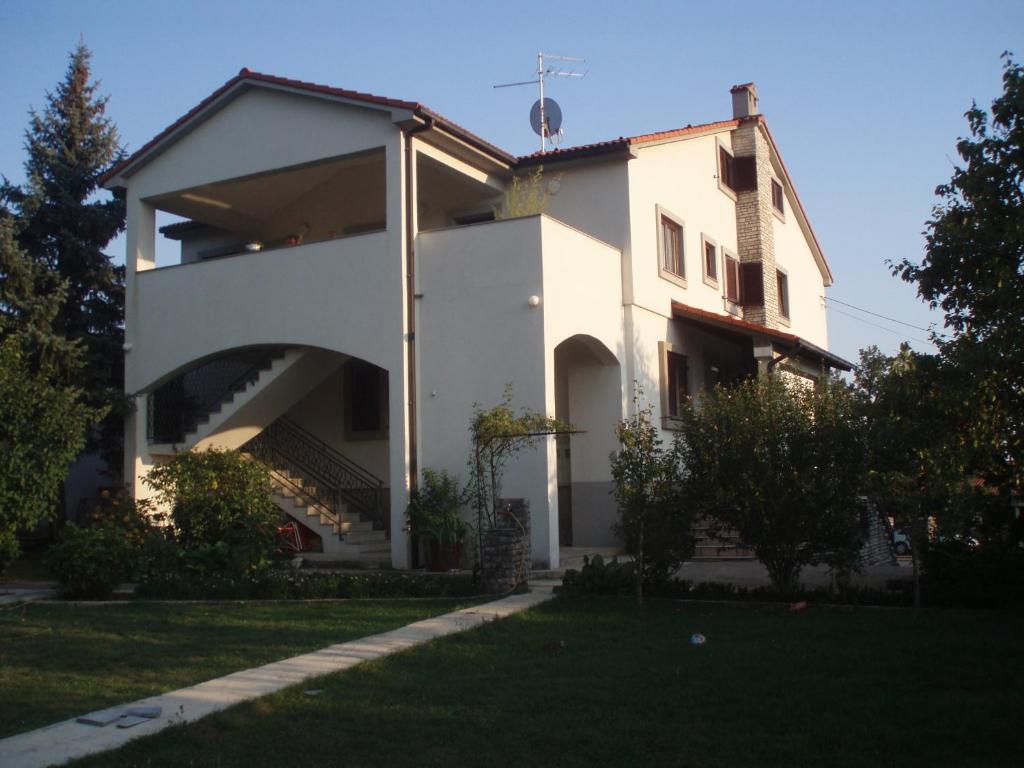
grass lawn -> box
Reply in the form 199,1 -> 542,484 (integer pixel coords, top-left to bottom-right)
67,596 -> 1023,768
0,598 -> 479,738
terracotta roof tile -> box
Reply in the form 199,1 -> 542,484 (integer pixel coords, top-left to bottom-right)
517,118 -> 740,165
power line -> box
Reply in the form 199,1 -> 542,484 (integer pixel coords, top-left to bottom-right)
825,296 -> 943,334
829,307 -> 936,347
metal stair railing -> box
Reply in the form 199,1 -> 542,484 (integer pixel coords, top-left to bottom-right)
243,418 -> 389,536
147,347 -> 286,444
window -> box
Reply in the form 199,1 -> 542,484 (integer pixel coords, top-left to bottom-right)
777,270 -> 790,321
347,359 -> 388,438
771,178 -> 785,215
719,146 -> 736,192
724,252 -> 741,303
667,351 -> 688,418
702,235 -> 718,285
660,214 -> 683,277
655,341 -> 691,422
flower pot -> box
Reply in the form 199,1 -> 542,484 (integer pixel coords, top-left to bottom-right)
426,539 -> 464,572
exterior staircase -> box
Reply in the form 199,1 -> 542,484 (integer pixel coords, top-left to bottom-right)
243,418 -> 391,565
148,347 -> 344,454
269,466 -> 390,561
692,518 -> 755,560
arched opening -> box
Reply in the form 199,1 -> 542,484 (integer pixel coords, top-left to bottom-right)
135,344 -> 393,564
553,335 -> 622,548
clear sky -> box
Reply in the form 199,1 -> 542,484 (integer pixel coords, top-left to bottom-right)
2,0 -> 1021,365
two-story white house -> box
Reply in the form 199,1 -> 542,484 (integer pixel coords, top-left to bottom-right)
104,70 -> 850,570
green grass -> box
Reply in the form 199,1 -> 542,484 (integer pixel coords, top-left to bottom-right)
68,596 -> 1023,768
0,598 -> 478,738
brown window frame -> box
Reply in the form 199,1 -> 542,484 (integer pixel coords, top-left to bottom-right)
771,178 -> 785,215
661,215 -> 683,277
702,235 -> 718,286
777,269 -> 790,321
724,252 -> 741,304
659,341 -> 690,425
719,146 -> 735,192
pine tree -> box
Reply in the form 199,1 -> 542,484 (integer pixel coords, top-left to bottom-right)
3,42 -> 126,471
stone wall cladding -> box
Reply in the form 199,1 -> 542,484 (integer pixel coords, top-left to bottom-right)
481,499 -> 531,593
732,118 -> 780,329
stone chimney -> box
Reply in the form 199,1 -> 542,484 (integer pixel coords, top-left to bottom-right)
729,82 -> 780,328
731,83 -> 759,119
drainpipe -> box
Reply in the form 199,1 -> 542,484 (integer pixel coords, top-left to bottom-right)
403,117 -> 433,495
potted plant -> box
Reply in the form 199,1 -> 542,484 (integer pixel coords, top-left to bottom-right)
407,469 -> 470,571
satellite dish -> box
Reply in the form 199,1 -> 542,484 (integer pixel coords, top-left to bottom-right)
530,98 -> 562,138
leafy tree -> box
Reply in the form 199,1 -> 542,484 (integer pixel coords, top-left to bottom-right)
891,54 -> 1024,496
0,217 -> 82,378
1,42 -> 126,470
611,393 -> 694,605
677,375 -> 865,594
0,332 -> 93,572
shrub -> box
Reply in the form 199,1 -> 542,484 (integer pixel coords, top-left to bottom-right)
407,468 -> 470,545
134,567 -> 484,601
144,449 -> 278,577
611,399 -> 694,602
560,554 -> 636,596
0,335 -> 93,574
677,375 -> 865,594
48,523 -> 137,599
47,490 -> 157,599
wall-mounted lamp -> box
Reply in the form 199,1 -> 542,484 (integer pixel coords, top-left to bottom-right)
122,343 -> 133,352
528,295 -> 541,308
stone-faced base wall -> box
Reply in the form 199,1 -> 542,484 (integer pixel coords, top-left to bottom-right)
482,499 -> 531,592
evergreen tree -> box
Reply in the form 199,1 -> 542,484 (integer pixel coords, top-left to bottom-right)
1,42 -> 126,471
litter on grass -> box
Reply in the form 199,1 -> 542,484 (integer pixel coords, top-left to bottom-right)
690,633 -> 707,646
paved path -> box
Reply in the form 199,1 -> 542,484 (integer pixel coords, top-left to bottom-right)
0,585 -> 57,605
0,584 -> 555,768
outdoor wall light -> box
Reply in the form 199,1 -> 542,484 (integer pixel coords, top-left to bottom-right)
528,295 -> 541,308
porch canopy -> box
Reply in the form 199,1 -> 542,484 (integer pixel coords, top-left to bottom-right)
670,301 -> 853,373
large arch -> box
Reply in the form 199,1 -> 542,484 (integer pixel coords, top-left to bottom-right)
553,334 -> 623,548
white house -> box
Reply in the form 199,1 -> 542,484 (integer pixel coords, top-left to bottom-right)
104,70 -> 850,570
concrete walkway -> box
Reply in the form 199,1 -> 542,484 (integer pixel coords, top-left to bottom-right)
0,584 -> 555,768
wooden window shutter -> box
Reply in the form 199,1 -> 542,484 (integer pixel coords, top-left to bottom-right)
725,255 -> 740,302
734,156 -> 757,192
740,261 -> 764,307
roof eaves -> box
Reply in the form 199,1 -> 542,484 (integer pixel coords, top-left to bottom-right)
670,301 -> 852,371
102,69 -> 516,187
758,119 -> 834,286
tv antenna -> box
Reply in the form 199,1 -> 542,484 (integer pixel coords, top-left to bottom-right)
494,52 -> 586,153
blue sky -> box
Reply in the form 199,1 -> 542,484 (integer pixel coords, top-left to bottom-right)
2,0 -> 1021,365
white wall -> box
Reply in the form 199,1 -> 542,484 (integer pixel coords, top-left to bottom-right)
123,88 -> 397,201
417,215 -> 623,567
626,132 -> 740,319
772,199 -> 829,347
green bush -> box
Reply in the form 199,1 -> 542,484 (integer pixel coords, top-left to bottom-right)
46,490 -> 158,599
407,468 -> 470,545
144,449 -> 278,578
47,523 -> 137,599
134,567 -> 484,600
0,335 -> 93,574
560,555 -> 636,596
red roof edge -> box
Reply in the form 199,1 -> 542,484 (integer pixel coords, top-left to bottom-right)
670,301 -> 852,371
